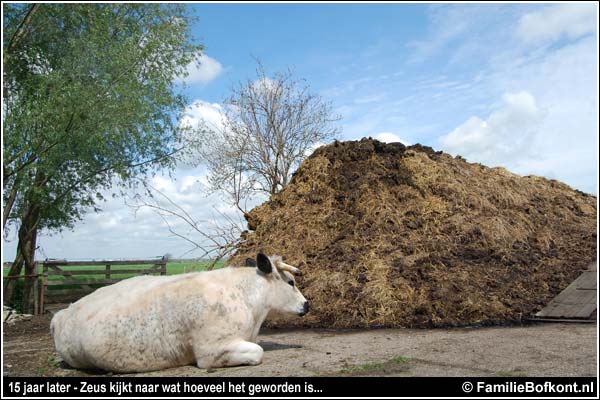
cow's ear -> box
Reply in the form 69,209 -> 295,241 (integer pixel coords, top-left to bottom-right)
245,258 -> 257,267
257,253 -> 272,274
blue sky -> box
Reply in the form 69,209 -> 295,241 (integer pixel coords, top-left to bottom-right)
183,3 -> 491,142
184,3 -> 429,101
3,2 -> 598,261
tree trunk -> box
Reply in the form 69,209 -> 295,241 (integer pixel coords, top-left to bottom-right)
3,209 -> 38,313
19,212 -> 39,313
3,247 -> 24,307
4,172 -> 42,312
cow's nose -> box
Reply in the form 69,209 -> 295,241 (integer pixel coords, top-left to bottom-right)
300,301 -> 310,316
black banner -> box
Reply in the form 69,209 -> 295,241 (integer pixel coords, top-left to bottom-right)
2,377 -> 597,398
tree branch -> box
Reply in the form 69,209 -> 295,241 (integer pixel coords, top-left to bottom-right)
129,183 -> 244,267
50,147 -> 182,207
6,4 -> 40,54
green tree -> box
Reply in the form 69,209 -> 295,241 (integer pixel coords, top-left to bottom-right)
2,3 -> 202,311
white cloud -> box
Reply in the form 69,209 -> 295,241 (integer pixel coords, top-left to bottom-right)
180,175 -> 202,193
407,4 -> 510,64
181,100 -> 226,132
439,91 -> 540,165
407,5 -> 471,62
354,94 -> 385,104
180,54 -> 223,85
252,77 -> 279,94
516,4 -> 597,45
97,216 -> 121,230
151,175 -> 177,193
488,36 -> 597,193
375,132 -> 410,146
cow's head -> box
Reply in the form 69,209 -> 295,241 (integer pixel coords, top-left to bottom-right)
249,253 -> 309,316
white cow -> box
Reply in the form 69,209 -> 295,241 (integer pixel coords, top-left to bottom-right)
50,253 -> 309,373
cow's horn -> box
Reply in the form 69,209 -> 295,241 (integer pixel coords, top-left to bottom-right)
278,261 -> 302,276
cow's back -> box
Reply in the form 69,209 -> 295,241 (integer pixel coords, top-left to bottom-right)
51,273 -> 206,372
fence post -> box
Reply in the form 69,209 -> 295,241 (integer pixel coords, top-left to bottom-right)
32,264 -> 39,315
105,264 -> 111,284
40,261 -> 48,314
160,256 -> 167,276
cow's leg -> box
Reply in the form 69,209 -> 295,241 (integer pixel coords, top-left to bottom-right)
221,340 -> 264,367
198,339 -> 263,370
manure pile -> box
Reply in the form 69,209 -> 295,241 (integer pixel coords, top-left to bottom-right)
232,138 -> 597,328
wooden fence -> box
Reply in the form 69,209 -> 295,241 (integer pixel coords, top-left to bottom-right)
39,258 -> 167,314
11,258 -> 167,314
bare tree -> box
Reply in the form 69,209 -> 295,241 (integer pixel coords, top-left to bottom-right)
129,62 -> 340,265
197,61 -> 341,213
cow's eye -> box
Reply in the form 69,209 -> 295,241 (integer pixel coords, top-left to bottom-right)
288,280 -> 295,287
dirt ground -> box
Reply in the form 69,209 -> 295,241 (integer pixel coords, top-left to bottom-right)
3,314 -> 597,377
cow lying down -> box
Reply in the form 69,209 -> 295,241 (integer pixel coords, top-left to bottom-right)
50,253 -> 309,373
